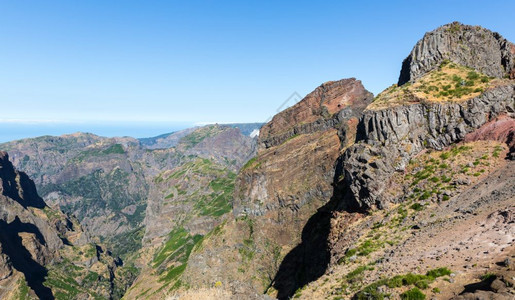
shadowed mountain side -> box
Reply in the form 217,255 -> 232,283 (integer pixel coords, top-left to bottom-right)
271,198 -> 335,299
0,152 -> 46,209
271,158 -> 360,299
0,218 -> 54,299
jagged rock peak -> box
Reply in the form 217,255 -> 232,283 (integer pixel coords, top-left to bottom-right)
398,22 -> 515,85
259,78 -> 373,149
0,151 -> 8,163
0,151 -> 46,209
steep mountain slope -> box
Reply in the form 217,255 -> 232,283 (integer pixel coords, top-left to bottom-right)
296,22 -> 515,299
297,140 -> 514,299
124,126 -> 257,298
0,134 -> 150,254
165,79 -> 373,299
138,128 -> 198,149
0,125 -> 255,254
0,151 -> 130,299
0,124 -> 257,298
164,22 -> 514,300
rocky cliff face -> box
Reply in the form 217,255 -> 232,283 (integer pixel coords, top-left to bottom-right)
0,134 -> 149,248
236,78 -> 373,217
174,79 -> 373,299
173,23 -> 515,300
0,152 -> 131,299
259,79 -> 373,149
295,23 -> 515,299
398,22 -> 515,85
340,22 -> 515,211
342,84 -> 515,209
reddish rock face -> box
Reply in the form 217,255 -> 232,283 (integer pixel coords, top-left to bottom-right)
235,78 -> 373,217
259,78 -> 373,149
180,78 -> 373,298
464,115 -> 515,149
512,45 -> 515,79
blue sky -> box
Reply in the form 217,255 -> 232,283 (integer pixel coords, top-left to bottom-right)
1,1 -> 514,141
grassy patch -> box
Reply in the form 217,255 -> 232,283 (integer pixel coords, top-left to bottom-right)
426,267 -> 451,278
410,203 -> 424,211
370,62 -> 504,109
73,143 -> 125,162
194,172 -> 236,217
153,227 -> 203,285
480,273 -> 496,281
179,125 -> 225,149
102,143 -> 125,154
354,267 -> 451,299
15,278 -> 31,300
239,217 -> 256,260
401,287 -> 426,299
356,238 -> 385,257
242,156 -> 262,170
346,265 -> 375,281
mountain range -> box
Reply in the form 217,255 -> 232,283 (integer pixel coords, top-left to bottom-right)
0,22 -> 514,299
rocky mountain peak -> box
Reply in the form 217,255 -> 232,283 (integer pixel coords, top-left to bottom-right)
0,151 -> 45,209
398,21 -> 515,85
259,78 -> 373,149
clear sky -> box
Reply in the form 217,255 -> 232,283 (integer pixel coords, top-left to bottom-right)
1,0 -> 514,142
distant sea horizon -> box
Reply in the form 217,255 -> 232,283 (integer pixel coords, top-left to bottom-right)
0,122 -> 198,143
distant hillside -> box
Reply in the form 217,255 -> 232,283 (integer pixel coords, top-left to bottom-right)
137,123 -> 263,149
223,122 -> 264,136
0,124 -> 257,298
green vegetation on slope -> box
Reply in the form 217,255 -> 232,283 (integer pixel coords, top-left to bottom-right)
153,227 -> 203,288
109,226 -> 145,260
38,167 -> 148,261
73,144 -> 126,162
43,254 -> 118,300
353,267 -> 451,299
194,173 -> 236,217
242,156 -> 261,170
178,125 -> 226,149
47,167 -> 146,225
157,157 -> 236,218
402,142 -> 501,203
370,61 -> 506,109
14,278 -> 32,300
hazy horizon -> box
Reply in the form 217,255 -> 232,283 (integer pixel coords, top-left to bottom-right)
0,121 -> 194,143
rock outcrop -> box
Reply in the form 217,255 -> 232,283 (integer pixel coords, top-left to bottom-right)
0,151 -> 129,299
0,152 -> 64,252
177,79 -> 373,299
463,115 -> 515,157
236,79 -> 373,217
259,78 -> 373,149
398,22 -> 515,85
341,84 -> 515,209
